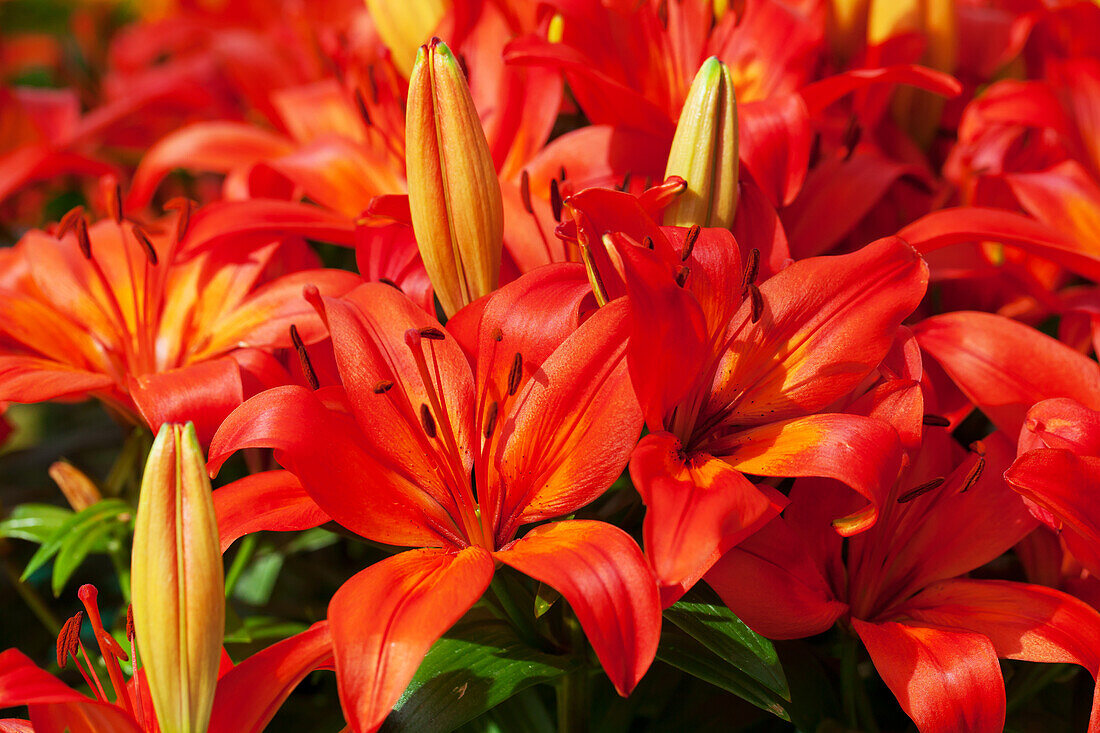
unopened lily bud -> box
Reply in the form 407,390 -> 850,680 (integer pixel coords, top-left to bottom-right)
131,422 -> 224,733
663,57 -> 739,229
406,37 -> 504,317
48,461 -> 102,512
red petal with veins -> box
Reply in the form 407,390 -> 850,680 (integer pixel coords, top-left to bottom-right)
631,432 -> 785,592
329,547 -> 494,733
708,236 -> 928,426
129,357 -> 244,446
718,413 -> 902,536
852,619 -> 1005,733
182,199 -> 356,254
209,385 -> 458,549
901,579 -> 1100,677
1006,449 -> 1100,576
208,622 -> 333,733
914,311 -> 1100,435
212,470 -> 330,553
495,520 -> 660,696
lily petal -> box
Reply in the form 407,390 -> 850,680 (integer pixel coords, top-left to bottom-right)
913,311 -> 1100,435
719,413 -> 902,536
208,622 -> 333,733
630,432 -> 786,592
495,520 -> 661,697
328,547 -> 494,733
852,619 -> 1005,733
212,470 -> 330,553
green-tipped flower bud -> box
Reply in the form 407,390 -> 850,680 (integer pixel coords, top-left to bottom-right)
663,57 -> 739,229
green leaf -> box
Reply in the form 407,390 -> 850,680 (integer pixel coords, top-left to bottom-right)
532,583 -> 559,619
658,587 -> 790,719
0,503 -> 73,543
382,612 -> 574,733
51,519 -> 121,596
21,499 -> 131,583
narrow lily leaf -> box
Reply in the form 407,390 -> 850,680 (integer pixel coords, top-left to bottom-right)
382,612 -> 575,733
51,519 -> 121,596
20,499 -> 130,584
0,504 -> 72,544
662,587 -> 789,699
657,623 -> 790,720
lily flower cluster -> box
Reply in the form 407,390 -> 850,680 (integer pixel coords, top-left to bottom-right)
2,0 -> 1100,731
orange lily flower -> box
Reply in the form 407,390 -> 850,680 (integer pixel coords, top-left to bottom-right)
709,405 -> 1100,732
562,190 -> 927,601
207,265 -> 660,732
0,208 -> 359,442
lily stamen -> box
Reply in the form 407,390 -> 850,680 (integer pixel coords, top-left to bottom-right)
507,353 -> 523,396
289,324 -> 320,390
897,477 -> 946,503
681,224 -> 700,261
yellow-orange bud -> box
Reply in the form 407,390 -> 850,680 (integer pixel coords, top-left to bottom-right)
406,37 -> 504,317
131,422 -> 224,733
663,57 -> 739,229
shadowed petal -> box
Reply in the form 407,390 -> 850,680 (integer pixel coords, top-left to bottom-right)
495,520 -> 660,696
329,547 -> 494,733
212,470 -> 331,553
852,619 -> 1004,733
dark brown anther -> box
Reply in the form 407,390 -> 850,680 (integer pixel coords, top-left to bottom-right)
898,477 -> 946,503
643,175 -> 653,190
457,53 -> 470,82
354,88 -> 373,128
643,235 -> 654,250
56,611 -> 83,668
131,224 -> 158,265
373,380 -> 394,394
520,170 -> 533,214
657,0 -> 669,28
420,403 -> 437,438
491,327 -> 503,342
125,605 -> 135,642
681,225 -> 700,261
969,440 -> 987,456
748,284 -> 764,324
559,165 -> 567,182
675,266 -> 690,287
484,401 -> 499,439
418,326 -> 446,341
741,247 -> 761,293
550,178 -> 563,222
75,216 -> 92,260
57,205 -> 85,240
378,277 -> 404,293
366,65 -> 380,104
110,182 -> 124,225
960,456 -> 985,493
289,324 -> 320,390
507,352 -> 523,396
922,414 -> 951,427
618,171 -> 633,192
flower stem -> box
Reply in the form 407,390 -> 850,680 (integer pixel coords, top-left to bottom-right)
556,610 -> 588,733
490,575 -> 539,647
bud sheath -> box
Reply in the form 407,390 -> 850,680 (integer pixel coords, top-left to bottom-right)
406,38 -> 504,316
663,57 -> 739,229
131,422 -> 224,733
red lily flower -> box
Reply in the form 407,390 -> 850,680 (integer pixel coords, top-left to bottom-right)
0,209 -> 359,442
0,585 -> 332,733
207,265 -> 660,732
563,190 -> 927,600
708,408 -> 1100,732
1007,398 -> 1100,580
